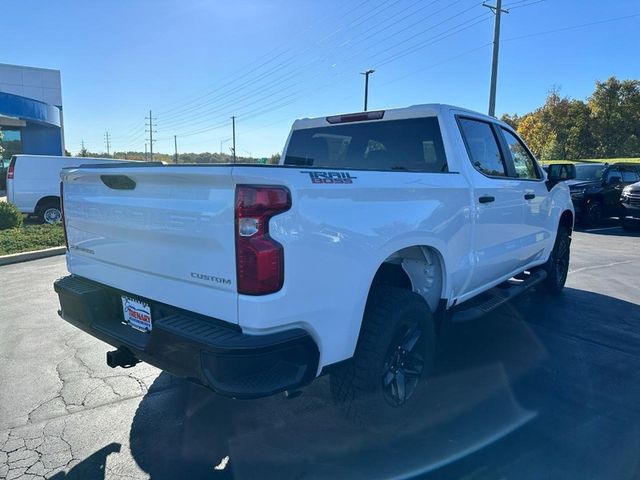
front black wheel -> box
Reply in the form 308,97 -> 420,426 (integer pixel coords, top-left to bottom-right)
585,200 -> 603,226
542,226 -> 571,294
330,286 -> 435,428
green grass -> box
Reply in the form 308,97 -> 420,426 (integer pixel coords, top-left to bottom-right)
0,224 -> 65,256
540,157 -> 640,165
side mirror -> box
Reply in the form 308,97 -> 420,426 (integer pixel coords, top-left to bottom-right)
547,163 -> 576,182
608,176 -> 622,185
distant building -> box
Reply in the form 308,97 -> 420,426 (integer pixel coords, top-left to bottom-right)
0,63 -> 64,160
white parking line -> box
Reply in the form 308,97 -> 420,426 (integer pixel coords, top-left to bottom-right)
582,226 -> 620,233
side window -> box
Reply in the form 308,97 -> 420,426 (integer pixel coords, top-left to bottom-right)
621,168 -> 639,182
606,169 -> 621,182
458,118 -> 507,177
501,128 -> 541,180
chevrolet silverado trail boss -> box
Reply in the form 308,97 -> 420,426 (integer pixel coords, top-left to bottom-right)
54,104 -> 575,422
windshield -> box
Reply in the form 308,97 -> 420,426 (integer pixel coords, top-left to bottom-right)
574,164 -> 606,180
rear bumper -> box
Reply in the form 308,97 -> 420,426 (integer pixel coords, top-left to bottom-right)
54,275 -> 319,398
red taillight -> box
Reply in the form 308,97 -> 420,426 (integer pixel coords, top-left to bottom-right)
235,185 -> 291,295
7,157 -> 16,179
60,182 -> 69,250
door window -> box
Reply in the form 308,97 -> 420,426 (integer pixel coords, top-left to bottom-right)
621,169 -> 639,182
501,128 -> 541,180
458,118 -> 507,177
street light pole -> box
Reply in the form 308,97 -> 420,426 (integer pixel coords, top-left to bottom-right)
231,116 -> 236,164
360,69 -> 375,111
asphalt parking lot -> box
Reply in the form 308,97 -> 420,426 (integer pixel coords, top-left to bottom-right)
1,226 -> 640,480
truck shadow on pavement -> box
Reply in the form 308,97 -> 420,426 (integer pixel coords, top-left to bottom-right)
128,287 -> 640,480
49,443 -> 121,480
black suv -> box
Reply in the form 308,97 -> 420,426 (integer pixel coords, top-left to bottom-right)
568,162 -> 640,226
620,181 -> 640,231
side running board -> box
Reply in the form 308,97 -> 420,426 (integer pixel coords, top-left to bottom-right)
450,269 -> 547,323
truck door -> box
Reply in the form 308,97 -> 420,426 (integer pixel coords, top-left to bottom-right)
457,117 -> 527,294
498,127 -> 553,264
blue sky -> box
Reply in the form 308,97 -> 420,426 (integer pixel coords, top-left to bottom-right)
3,0 -> 639,157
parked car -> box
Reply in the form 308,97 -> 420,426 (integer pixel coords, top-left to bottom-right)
5,154 -> 129,223
0,158 -> 7,191
568,162 -> 640,226
620,180 -> 640,231
54,104 -> 575,423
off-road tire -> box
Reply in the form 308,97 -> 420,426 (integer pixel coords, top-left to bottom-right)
541,226 -> 571,294
330,286 -> 435,429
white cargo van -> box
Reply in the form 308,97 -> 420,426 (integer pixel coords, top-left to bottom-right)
5,155 -> 129,223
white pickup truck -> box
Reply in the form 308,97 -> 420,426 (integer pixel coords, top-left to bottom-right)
54,104 -> 575,421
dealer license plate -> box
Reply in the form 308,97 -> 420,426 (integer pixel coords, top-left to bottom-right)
121,296 -> 152,332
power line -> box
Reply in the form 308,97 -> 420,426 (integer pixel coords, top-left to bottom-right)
157,2 -> 484,137
503,12 -> 640,42
154,0 -> 440,127
372,12 -> 492,68
155,0 -> 372,118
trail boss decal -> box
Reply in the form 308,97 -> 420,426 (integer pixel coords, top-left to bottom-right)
301,171 -> 357,184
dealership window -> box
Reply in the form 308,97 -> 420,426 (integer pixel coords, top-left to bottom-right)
0,128 -> 22,159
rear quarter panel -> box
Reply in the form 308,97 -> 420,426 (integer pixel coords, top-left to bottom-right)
232,166 -> 473,368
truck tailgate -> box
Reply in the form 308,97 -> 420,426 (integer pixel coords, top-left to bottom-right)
62,165 -> 238,324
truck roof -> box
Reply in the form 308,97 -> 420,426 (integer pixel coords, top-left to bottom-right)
291,103 -> 501,130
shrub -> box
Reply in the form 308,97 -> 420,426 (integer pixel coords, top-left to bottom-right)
0,202 -> 23,230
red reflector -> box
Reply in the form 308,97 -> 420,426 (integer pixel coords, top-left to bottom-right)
235,185 -> 291,295
7,157 -> 16,179
326,110 -> 385,124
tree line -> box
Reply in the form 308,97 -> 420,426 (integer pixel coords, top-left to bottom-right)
501,76 -> 640,161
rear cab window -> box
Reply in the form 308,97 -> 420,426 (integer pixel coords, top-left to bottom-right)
283,117 -> 448,173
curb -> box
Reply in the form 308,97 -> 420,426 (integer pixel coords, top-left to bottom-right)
0,246 -> 66,266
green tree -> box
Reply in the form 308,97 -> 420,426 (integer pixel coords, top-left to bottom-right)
588,76 -> 640,158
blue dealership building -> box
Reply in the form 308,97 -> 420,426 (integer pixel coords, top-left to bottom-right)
0,63 -> 64,160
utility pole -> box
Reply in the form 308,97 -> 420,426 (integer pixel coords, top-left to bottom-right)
484,0 -> 509,117
145,110 -> 157,161
360,69 -> 375,111
144,142 -> 148,161
104,131 -> 111,156
231,116 -> 236,164
174,135 -> 178,164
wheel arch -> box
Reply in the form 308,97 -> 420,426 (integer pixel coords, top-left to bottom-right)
368,244 -> 447,313
559,209 -> 574,233
35,195 -> 61,212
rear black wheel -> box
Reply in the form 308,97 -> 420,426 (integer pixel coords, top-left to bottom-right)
330,286 -> 435,429
541,226 -> 571,294
37,202 -> 61,224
